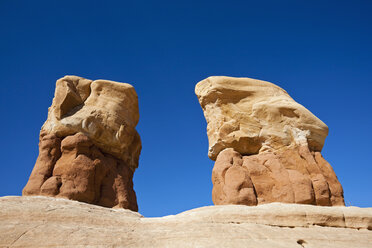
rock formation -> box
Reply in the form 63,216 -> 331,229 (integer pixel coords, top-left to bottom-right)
1,196 -> 371,247
23,76 -> 140,211
195,76 -> 345,206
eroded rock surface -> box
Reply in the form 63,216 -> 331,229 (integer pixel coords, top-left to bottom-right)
23,76 -> 140,211
195,76 -> 328,160
195,76 -> 345,206
1,196 -> 371,248
212,147 -> 344,207
41,75 -> 141,170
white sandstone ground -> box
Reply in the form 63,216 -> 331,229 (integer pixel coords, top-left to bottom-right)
1,196 -> 371,248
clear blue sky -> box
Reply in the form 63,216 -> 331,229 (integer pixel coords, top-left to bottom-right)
0,0 -> 371,217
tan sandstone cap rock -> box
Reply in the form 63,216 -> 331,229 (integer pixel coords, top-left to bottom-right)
195,76 -> 328,160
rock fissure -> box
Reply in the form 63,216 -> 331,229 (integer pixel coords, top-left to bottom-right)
9,224 -> 43,247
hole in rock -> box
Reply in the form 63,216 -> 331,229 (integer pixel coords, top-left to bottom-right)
297,239 -> 307,247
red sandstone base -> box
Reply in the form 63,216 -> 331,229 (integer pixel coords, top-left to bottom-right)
212,146 -> 345,207
23,131 -> 138,211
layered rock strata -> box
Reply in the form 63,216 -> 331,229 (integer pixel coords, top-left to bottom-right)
1,196 -> 371,248
195,76 -> 345,206
23,76 -> 140,211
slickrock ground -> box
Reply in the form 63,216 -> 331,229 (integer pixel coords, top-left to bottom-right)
195,76 -> 345,207
23,76 -> 140,211
1,196 -> 371,248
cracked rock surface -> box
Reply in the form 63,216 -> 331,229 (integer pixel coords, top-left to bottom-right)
1,196 -> 371,248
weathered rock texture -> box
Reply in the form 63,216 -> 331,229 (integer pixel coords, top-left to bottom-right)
212,147 -> 344,207
1,196 -> 371,248
195,76 -> 328,159
195,76 -> 345,206
23,76 -> 140,211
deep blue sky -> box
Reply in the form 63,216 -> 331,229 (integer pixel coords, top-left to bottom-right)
0,0 -> 371,217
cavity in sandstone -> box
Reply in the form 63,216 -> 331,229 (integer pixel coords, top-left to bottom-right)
195,76 -> 345,206
23,76 -> 140,211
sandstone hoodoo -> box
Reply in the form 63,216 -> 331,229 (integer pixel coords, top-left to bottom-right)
195,76 -> 345,206
23,76 -> 141,211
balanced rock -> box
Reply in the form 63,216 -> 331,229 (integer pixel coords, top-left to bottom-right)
195,76 -> 345,206
23,76 -> 140,211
